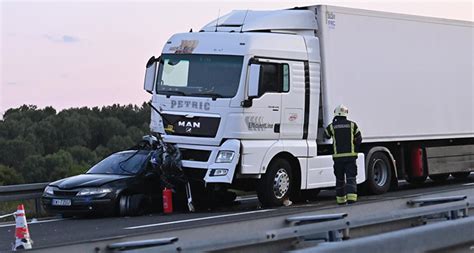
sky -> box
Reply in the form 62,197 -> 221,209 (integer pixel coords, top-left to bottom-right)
1,0 -> 473,118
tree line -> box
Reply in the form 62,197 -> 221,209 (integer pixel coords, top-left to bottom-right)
0,104 -> 151,185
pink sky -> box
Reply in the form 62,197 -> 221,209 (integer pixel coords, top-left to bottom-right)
1,0 -> 472,117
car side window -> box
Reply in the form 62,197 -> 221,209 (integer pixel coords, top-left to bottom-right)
258,63 -> 289,96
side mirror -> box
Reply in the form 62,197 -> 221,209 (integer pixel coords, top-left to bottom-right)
144,56 -> 159,94
248,64 -> 261,98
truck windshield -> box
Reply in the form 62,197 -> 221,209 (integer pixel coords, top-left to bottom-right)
156,54 -> 243,98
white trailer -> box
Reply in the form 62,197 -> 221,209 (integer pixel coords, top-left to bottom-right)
143,5 -> 474,206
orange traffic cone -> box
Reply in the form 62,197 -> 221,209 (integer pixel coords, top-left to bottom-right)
13,204 -> 33,250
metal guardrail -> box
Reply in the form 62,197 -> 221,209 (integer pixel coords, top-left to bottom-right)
0,182 -> 48,202
0,183 -> 49,216
118,196 -> 470,253
291,216 -> 474,253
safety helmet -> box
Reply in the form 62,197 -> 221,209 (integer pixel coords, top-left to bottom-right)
334,104 -> 349,117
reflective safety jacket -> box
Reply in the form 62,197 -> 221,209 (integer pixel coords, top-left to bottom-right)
324,116 -> 362,158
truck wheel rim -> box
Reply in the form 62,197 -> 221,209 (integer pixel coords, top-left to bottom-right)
373,159 -> 388,187
273,168 -> 290,199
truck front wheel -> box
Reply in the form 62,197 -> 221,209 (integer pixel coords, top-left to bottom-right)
257,158 -> 292,207
365,152 -> 392,194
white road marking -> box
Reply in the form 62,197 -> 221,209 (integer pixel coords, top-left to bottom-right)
0,218 -> 66,228
124,209 -> 275,230
236,195 -> 258,201
463,182 -> 474,186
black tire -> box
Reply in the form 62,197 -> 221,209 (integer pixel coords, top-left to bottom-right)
118,194 -> 145,216
429,173 -> 450,182
452,172 -> 471,179
257,158 -> 293,207
364,152 -> 392,194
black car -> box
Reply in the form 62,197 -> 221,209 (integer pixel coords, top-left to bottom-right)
42,150 -> 162,216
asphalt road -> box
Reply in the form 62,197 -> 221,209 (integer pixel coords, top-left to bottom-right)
1,176 -> 473,252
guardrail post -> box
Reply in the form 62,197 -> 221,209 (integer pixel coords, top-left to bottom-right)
286,213 -> 349,242
35,198 -> 41,216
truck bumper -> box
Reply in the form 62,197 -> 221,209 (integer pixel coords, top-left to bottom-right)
177,139 -> 240,184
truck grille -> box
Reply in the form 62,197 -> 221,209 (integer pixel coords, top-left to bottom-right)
180,149 -> 211,162
163,114 -> 220,138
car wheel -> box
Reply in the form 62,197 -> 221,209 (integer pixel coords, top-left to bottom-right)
365,152 -> 392,194
118,194 -> 131,216
118,194 -> 145,216
429,173 -> 450,182
257,158 -> 292,207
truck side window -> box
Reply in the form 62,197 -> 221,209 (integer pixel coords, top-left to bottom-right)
258,63 -> 289,96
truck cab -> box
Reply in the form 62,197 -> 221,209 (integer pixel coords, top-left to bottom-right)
143,9 -> 366,206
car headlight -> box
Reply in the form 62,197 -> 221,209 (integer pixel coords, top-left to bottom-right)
44,186 -> 56,195
215,151 -> 235,163
76,188 -> 112,196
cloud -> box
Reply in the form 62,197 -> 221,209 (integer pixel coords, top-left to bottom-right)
62,35 -> 79,43
44,34 -> 80,43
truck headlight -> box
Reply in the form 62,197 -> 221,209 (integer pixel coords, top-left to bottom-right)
210,169 -> 228,176
215,151 -> 235,163
76,188 -> 112,196
44,186 -> 56,195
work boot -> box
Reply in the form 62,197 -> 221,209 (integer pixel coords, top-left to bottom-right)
336,195 -> 347,205
347,193 -> 357,204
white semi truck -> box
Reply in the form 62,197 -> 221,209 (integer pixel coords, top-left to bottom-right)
143,5 -> 474,206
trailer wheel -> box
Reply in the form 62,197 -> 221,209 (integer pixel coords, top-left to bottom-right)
365,152 -> 392,194
257,158 -> 292,207
452,172 -> 471,179
429,173 -> 449,182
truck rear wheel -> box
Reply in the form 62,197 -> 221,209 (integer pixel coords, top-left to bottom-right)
257,158 -> 292,207
365,152 -> 392,194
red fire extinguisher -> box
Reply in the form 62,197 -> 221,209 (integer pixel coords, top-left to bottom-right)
162,187 -> 173,214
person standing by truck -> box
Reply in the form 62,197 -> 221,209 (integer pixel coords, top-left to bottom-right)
324,105 -> 362,205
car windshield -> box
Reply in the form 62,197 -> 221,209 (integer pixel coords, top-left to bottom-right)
156,54 -> 244,98
86,151 -> 150,175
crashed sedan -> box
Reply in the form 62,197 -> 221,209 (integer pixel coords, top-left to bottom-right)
41,150 -> 162,216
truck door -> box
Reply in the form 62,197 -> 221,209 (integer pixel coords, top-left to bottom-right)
244,59 -> 286,139
280,61 -> 305,139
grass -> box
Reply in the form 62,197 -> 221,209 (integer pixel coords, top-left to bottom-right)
0,199 -> 47,222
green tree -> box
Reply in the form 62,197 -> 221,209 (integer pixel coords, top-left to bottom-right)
0,103 -> 152,184
0,138 -> 37,169
0,164 -> 24,185
67,145 -> 97,165
106,135 -> 134,153
19,155 -> 46,183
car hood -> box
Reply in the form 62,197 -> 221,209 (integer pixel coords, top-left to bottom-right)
50,174 -> 133,189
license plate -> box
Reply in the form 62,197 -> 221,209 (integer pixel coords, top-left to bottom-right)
52,199 -> 72,206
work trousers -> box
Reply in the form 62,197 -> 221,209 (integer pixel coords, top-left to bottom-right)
333,157 -> 358,203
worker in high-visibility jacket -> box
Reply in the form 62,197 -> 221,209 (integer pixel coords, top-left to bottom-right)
324,105 -> 362,205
